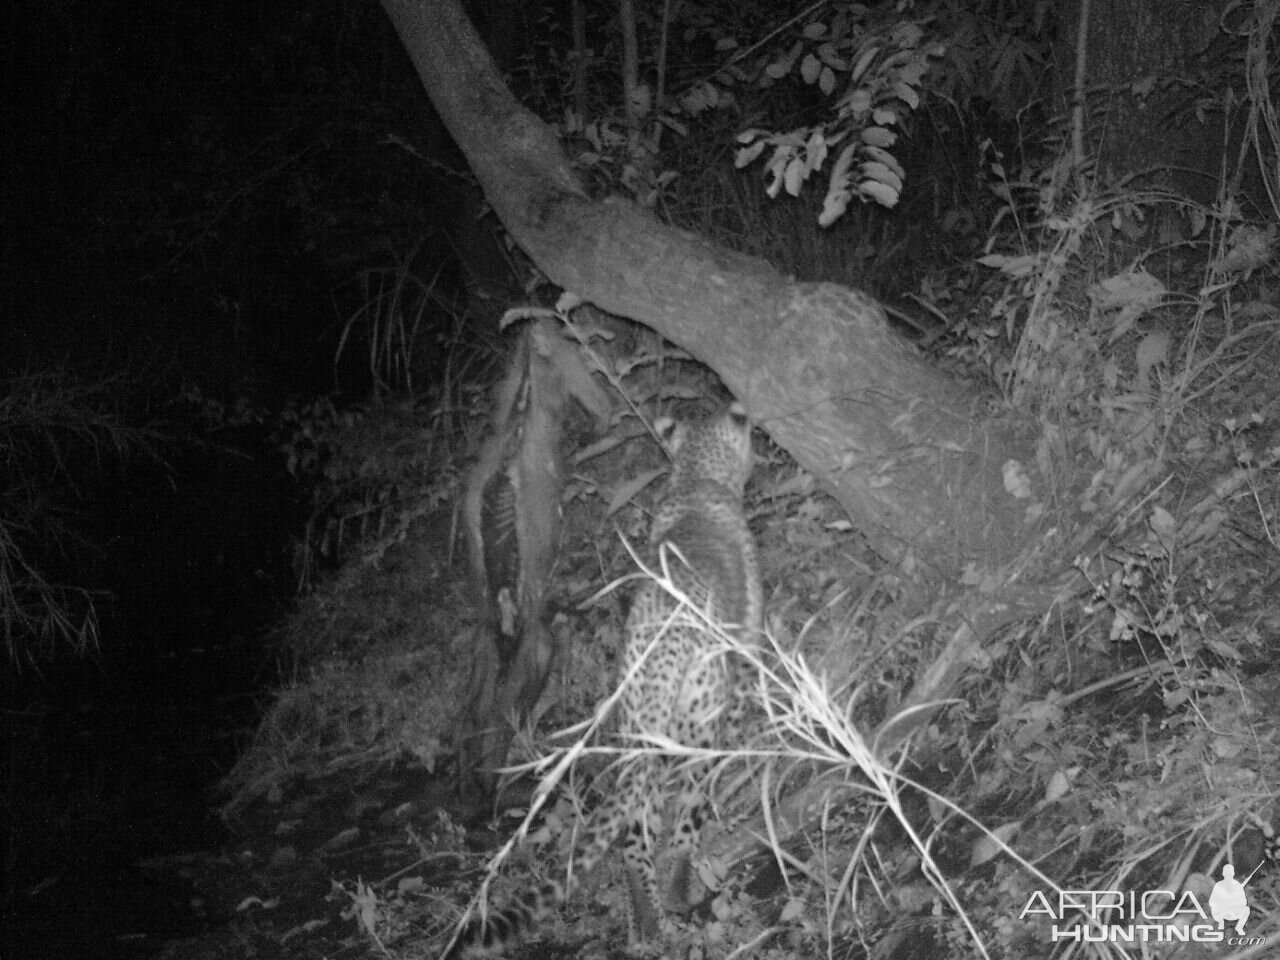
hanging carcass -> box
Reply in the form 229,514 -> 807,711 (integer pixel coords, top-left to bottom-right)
457,317 -> 610,803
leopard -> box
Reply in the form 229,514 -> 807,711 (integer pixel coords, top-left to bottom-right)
446,401 -> 762,959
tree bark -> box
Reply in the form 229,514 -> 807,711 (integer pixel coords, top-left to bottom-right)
1053,0 -> 1228,201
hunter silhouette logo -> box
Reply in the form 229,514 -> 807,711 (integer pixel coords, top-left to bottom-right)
1209,863 -> 1254,935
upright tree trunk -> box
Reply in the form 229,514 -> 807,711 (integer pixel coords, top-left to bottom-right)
1053,0 -> 1229,201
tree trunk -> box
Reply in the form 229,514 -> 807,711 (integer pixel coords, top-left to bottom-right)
379,0 -> 1096,729
1053,0 -> 1229,202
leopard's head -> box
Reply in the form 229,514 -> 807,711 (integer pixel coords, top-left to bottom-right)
657,401 -> 752,494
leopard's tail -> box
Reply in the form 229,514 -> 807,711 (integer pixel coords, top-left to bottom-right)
442,880 -> 565,959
